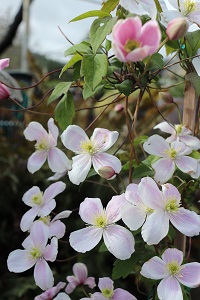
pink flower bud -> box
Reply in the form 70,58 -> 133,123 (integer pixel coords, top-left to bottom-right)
114,104 -> 124,112
98,166 -> 116,179
166,18 -> 189,40
0,83 -> 10,100
159,91 -> 174,104
0,58 -> 10,70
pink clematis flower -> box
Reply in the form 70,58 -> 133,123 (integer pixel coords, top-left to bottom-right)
7,222 -> 58,290
0,58 -> 10,70
35,281 -> 66,300
0,83 -> 10,100
141,248 -> 200,300
20,181 -> 66,232
61,125 -> 121,185
24,118 -> 70,174
92,277 -> 137,300
143,134 -> 198,183
120,0 -> 157,19
154,122 -> 200,150
65,263 -> 96,294
112,17 -> 161,63
69,196 -> 135,260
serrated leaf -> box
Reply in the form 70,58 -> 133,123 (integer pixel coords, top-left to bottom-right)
64,42 -> 91,56
112,253 -> 140,280
115,79 -> 132,96
47,82 -> 72,104
185,73 -> 200,96
59,54 -> 82,77
54,91 -> 75,130
70,10 -> 111,22
101,0 -> 120,13
133,164 -> 154,179
90,16 -> 117,54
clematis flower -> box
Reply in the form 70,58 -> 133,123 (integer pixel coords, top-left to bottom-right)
24,118 -> 70,174
141,248 -> 200,300
20,181 -> 66,232
35,282 -> 66,300
143,134 -> 198,183
7,222 -> 58,290
137,177 -> 200,245
61,125 -> 121,185
92,277 -> 137,300
154,121 -> 200,150
65,263 -> 96,294
119,0 -> 157,19
69,196 -> 135,260
0,58 -> 10,70
0,83 -> 10,100
112,17 -> 161,63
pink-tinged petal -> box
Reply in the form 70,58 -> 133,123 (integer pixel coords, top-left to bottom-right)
157,277 -> 183,300
69,227 -> 103,252
84,277 -> 96,289
141,256 -> 166,279
48,147 -> 70,173
169,208 -> 200,236
103,225 -> 135,260
143,134 -> 170,156
161,10 -> 183,26
142,211 -> 169,245
126,47 -> 149,62
125,183 -> 140,205
98,277 -> 113,292
106,194 -> 126,223
22,186 -> 41,206
68,154 -> 92,185
61,125 -> 89,153
27,150 -> 47,173
54,293 -> 71,300
7,249 -> 36,272
91,128 -> 119,152
43,237 -> 58,262
49,220 -> 66,239
113,288 -> 137,300
175,156 -> 197,174
47,170 -> 68,181
138,177 -> 164,209
191,159 -> 200,179
73,263 -> 87,282
161,248 -> 183,265
24,121 -> 48,141
178,262 -> 200,288
0,83 -> 10,99
65,281 -> 77,294
92,153 -> 121,177
122,204 -> 146,230
31,221 -> 49,248
39,199 -> 56,217
52,210 -> 72,222
34,259 -> 54,290
47,118 -> 59,142
20,207 -> 40,232
152,158 -> 175,184
79,198 -> 104,225
180,135 -> 200,150
35,282 -> 66,300
91,293 -> 106,300
154,121 -> 175,134
0,58 -> 10,70
172,141 -> 192,156
162,183 -> 181,202
140,20 -> 161,50
112,42 -> 126,62
43,181 -> 66,203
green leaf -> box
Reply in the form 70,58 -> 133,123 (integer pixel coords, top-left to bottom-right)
47,82 -> 72,104
168,225 -> 175,242
142,155 -> 160,166
64,42 -> 91,56
186,30 -> 200,55
99,242 -> 108,252
54,91 -> 75,130
115,79 -> 132,96
70,10 -> 111,22
90,16 -> 117,54
134,135 -> 148,146
82,82 -> 104,100
81,54 -> 108,91
132,164 -> 154,179
101,0 -> 120,13
185,73 -> 200,97
122,159 -> 137,171
190,150 -> 200,159
147,53 -> 164,70
59,54 -> 82,77
112,253 -> 140,280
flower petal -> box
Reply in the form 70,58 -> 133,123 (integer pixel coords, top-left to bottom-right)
73,263 -> 87,282
68,154 -> 92,185
43,181 -> 66,203
162,183 -> 181,202
49,220 -> 66,239
122,204 -> 146,231
140,20 -> 161,53
39,199 -> 56,217
91,128 -> 119,152
178,262 -> 200,287
52,210 -> 72,221
143,134 -> 170,156
48,148 -> 70,173
79,198 -> 104,225
161,248 -> 183,265
43,237 -> 58,262
7,249 -> 36,272
98,277 -> 113,292
154,121 -> 175,134
20,207 -> 39,232
47,118 -> 59,142
106,194 -> 126,223
92,153 -> 121,177
180,135 -> 200,150
54,293 -> 71,300
175,156 -> 197,174
103,225 -> 135,259
152,157 -> 175,184
141,256 -> 166,279
0,58 -> 10,70
27,150 -> 47,173
157,277 -> 183,300
22,186 -> 41,206
34,259 -> 54,290
30,221 -> 49,249
61,125 -> 89,153
113,288 -> 137,300
125,183 -> 140,205
24,121 -> 47,142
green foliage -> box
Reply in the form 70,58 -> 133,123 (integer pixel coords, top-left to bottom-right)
69,10 -> 111,22
101,0 -> 120,13
64,41 -> 91,56
186,30 -> 200,56
47,82 -> 72,104
190,150 -> 200,159
54,91 -> 75,130
60,54 -> 83,77
147,53 -> 164,70
115,79 -> 133,96
132,164 -> 154,179
185,73 -> 200,97
112,253 -> 141,279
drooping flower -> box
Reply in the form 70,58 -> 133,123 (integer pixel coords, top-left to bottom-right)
20,181 -> 66,232
35,282 -> 66,300
0,83 -> 10,100
65,263 -> 96,294
92,277 -> 137,300
154,121 -> 200,150
0,58 -> 10,70
69,196 -> 135,260
143,134 -> 198,183
61,125 -> 121,185
7,222 -> 58,290
24,118 -> 70,174
112,17 -> 161,63
119,0 -> 157,19
166,17 -> 189,40
141,248 -> 200,300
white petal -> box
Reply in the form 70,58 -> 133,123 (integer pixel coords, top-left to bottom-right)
162,183 -> 181,203
52,210 -> 72,221
79,198 -> 104,225
140,256 -> 166,279
30,221 -> 49,249
20,207 -> 39,232
92,153 -> 122,177
24,121 -> 47,141
27,151 -> 47,173
7,249 -> 36,272
43,237 -> 58,262
125,183 -> 140,205
34,259 -> 54,290
61,125 -> 89,153
22,186 -> 41,206
68,154 -> 92,185
180,135 -> 200,150
175,156 -> 197,174
91,128 -> 119,152
152,158 -> 175,184
122,204 -> 146,231
47,118 -> 59,142
49,220 -> 66,239
43,181 -> 66,203
154,121 -> 175,134
48,148 -> 70,173
106,194 -> 126,223
143,135 -> 170,156
161,248 -> 183,265
178,262 -> 200,288
157,277 -> 183,300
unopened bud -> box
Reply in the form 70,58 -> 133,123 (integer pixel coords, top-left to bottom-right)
159,91 -> 174,104
166,17 -> 189,40
98,166 -> 116,179
0,83 -> 10,100
114,104 -> 124,112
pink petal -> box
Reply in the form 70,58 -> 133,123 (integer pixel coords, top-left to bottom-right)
113,288 -> 137,300
27,150 -> 47,173
157,277 -> 183,300
47,118 -> 59,142
48,147 -> 70,173
0,58 -> 10,70
68,154 -> 92,185
161,248 -> 183,265
175,156 -> 197,174
24,121 -> 48,141
140,20 -> 161,53
180,135 -> 200,150
0,83 -> 10,99
125,183 -> 140,205
73,263 -> 87,282
143,134 -> 170,156
43,181 -> 66,203
51,210 -> 72,221
103,225 -> 135,259
39,199 -> 56,217
172,141 -> 192,156
141,256 -> 166,279
61,125 -> 89,153
126,47 -> 149,62
49,220 -> 66,239
69,227 -> 103,253
98,277 -> 113,292
106,194 -> 126,223
65,281 -> 78,294
84,277 -> 96,289
79,198 -> 104,225
22,186 -> 41,206
169,208 -> 200,236
30,221 -> 49,249
178,262 -> 200,287
142,211 -> 169,245
154,121 -> 175,134
162,183 -> 181,202
34,259 -> 54,290
91,128 -> 119,152
92,153 -> 121,177
43,237 -> 58,262
152,158 -> 175,184
20,207 -> 39,232
7,249 -> 36,272
122,204 -> 146,230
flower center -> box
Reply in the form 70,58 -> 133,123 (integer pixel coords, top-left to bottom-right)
145,206 -> 154,215
32,192 -> 43,205
165,148 -> 177,159
94,213 -> 108,228
183,0 -> 196,15
166,260 -> 181,276
165,198 -> 180,212
35,138 -> 50,151
29,246 -> 42,259
175,124 -> 183,135
102,288 -> 114,299
80,140 -> 96,155
124,39 -> 141,53
39,215 -> 51,225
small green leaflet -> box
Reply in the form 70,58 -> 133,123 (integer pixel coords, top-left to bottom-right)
59,54 -> 82,77
54,91 -> 75,130
115,79 -> 132,96
64,42 -> 91,57
185,73 -> 200,97
69,10 -> 111,22
101,0 -> 120,13
47,82 -> 72,105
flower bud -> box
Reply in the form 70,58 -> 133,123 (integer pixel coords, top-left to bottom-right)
159,91 -> 174,104
114,104 -> 124,112
166,17 -> 189,40
0,83 -> 10,100
98,166 -> 116,179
